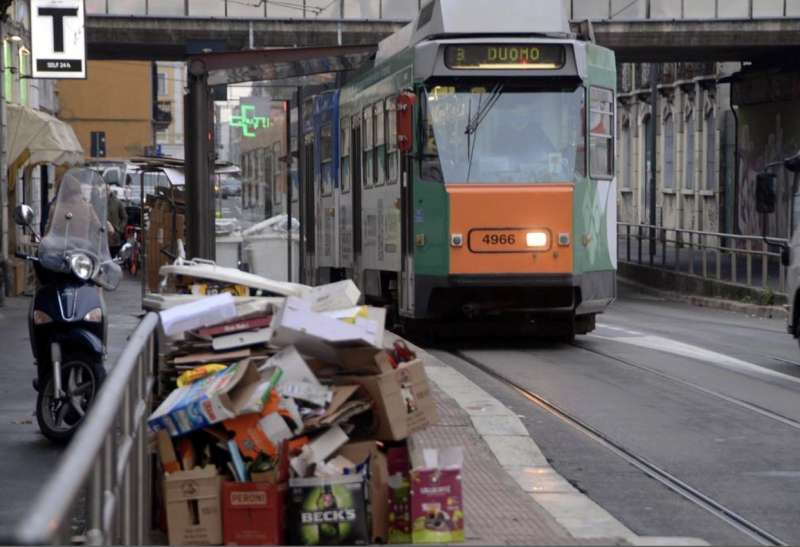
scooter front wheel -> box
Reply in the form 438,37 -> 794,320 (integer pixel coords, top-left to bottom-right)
36,356 -> 106,444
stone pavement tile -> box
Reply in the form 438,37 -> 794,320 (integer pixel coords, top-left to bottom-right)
411,383 -> 621,545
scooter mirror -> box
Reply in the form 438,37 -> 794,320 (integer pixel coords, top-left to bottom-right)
13,204 -> 34,227
756,172 -> 777,214
118,242 -> 133,261
785,152 -> 800,173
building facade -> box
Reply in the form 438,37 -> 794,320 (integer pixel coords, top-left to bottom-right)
155,61 -> 185,159
57,61 -> 154,159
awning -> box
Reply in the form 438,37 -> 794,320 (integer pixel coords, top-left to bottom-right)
6,103 -> 83,168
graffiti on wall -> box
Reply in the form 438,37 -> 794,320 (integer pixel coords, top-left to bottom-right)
737,104 -> 800,238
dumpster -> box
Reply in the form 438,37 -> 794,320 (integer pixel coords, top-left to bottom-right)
242,215 -> 300,282
245,233 -> 299,282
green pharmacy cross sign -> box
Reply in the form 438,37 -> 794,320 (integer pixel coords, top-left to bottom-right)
231,104 -> 271,138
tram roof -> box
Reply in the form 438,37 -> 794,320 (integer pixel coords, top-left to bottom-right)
376,0 -> 571,65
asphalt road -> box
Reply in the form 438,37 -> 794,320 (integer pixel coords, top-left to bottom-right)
0,277 -> 141,539
430,285 -> 800,545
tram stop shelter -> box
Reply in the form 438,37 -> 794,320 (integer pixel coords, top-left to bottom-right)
184,45 -> 378,280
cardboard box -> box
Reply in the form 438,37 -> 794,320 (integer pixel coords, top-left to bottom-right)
410,468 -> 464,544
164,466 -> 223,545
289,475 -> 369,546
222,481 -> 286,546
338,441 -> 390,544
387,446 -> 412,544
148,361 -> 267,436
308,279 -> 361,311
270,297 -> 386,364
338,359 -> 437,441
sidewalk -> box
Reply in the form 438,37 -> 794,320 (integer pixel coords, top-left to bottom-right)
403,335 -> 625,546
408,340 -> 707,546
0,276 -> 142,537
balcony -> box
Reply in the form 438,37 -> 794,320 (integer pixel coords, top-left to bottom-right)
154,99 -> 173,131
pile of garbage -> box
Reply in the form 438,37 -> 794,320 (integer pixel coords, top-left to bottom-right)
148,280 -> 464,545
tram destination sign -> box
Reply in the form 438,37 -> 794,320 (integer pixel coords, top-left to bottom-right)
445,44 -> 566,70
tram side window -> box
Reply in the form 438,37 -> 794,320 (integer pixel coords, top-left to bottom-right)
590,87 -> 615,179
341,117 -> 351,193
321,124 -> 333,196
374,102 -> 385,186
363,107 -> 373,187
386,97 -> 398,184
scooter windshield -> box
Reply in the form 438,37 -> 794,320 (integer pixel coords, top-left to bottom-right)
38,168 -> 122,290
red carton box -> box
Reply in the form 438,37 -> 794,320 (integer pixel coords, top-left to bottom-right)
222,481 -> 286,545
410,469 -> 464,544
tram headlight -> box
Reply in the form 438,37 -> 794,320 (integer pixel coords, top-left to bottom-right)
70,253 -> 94,280
526,231 -> 549,249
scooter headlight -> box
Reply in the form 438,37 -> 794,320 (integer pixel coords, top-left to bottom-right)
83,308 -> 103,322
69,253 -> 94,281
33,310 -> 53,325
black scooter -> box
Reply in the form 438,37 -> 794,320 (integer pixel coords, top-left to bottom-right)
13,168 -> 125,442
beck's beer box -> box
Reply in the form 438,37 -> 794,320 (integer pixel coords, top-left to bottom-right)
289,475 -> 369,545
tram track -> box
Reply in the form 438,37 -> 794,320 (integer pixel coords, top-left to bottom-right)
451,349 -> 789,546
570,342 -> 800,434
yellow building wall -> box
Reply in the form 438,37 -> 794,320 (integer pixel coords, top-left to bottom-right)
57,61 -> 153,158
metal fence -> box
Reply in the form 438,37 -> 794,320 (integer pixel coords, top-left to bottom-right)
12,313 -> 160,546
571,0 -> 800,20
618,223 -> 789,296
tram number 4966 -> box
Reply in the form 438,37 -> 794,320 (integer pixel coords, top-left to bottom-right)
482,233 -> 516,245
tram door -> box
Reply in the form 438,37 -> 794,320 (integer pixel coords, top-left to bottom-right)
304,133 -> 315,283
352,115 -> 363,268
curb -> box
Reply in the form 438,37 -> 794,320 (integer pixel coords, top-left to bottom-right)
403,339 -> 709,546
619,276 -> 788,320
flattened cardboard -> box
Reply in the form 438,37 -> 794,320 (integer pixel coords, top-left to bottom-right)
222,481 -> 286,546
270,297 -> 385,364
157,430 -> 181,473
338,441 -> 390,544
148,361 -> 265,436
164,466 -> 222,545
196,315 -> 271,338
171,349 -> 250,366
211,328 -> 272,351
303,385 -> 361,430
160,292 -> 237,336
337,359 -> 437,441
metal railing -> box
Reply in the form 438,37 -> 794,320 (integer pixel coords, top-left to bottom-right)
618,222 -> 789,296
13,313 -> 160,546
571,0 -> 794,20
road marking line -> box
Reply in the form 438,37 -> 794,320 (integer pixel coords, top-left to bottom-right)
593,324 -> 800,386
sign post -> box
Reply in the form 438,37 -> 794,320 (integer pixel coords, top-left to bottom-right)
31,0 -> 86,79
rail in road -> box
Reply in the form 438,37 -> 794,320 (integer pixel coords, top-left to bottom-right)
451,349 -> 787,546
428,288 -> 800,545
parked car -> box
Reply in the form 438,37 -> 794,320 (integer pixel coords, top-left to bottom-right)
220,176 -> 242,199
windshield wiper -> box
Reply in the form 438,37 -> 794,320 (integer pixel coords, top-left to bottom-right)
465,83 -> 504,182
465,83 -> 504,137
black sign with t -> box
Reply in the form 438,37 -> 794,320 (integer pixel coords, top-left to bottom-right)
38,7 -> 78,52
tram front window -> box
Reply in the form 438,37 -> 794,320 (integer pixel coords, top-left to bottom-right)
421,81 -> 586,184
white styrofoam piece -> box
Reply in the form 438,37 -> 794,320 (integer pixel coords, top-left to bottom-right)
160,261 -> 310,297
159,293 -> 237,336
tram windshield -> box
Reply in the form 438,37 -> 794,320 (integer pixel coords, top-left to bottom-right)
421,81 -> 586,184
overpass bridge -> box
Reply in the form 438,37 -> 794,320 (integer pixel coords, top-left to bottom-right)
85,13 -> 800,64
